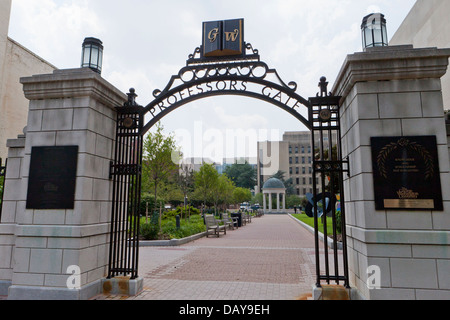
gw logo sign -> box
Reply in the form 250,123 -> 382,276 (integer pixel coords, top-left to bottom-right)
202,19 -> 244,57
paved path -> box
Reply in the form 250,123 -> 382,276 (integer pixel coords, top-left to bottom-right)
96,214 -> 320,300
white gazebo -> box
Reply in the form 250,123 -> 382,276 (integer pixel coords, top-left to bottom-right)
262,178 -> 286,214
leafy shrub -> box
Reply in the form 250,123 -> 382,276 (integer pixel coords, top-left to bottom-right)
139,213 -> 206,241
163,215 -> 205,240
140,222 -> 159,240
162,206 -> 200,220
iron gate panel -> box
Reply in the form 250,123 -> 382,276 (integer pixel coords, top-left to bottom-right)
309,77 -> 350,288
108,91 -> 144,280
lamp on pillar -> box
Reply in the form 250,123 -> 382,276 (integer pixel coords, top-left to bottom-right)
81,37 -> 103,74
361,13 -> 388,51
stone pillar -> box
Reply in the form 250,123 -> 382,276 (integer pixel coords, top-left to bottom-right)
282,193 -> 286,211
333,45 -> 450,300
0,68 -> 127,300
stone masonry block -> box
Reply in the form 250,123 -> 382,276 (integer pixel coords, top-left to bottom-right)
386,210 -> 433,230
42,109 -> 74,131
24,132 -> 56,154
26,110 -> 43,132
437,260 -> 450,290
421,91 -> 445,117
401,118 -> 448,145
29,249 -> 63,274
32,210 -> 66,226
0,246 -> 13,269
12,248 -> 30,272
391,258 -> 438,289
378,92 -> 422,119
55,130 -> 96,155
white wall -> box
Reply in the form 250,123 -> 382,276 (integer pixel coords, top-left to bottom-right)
0,0 -> 56,160
390,0 -> 450,110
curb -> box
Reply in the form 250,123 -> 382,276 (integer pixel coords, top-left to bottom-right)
139,231 -> 207,247
288,214 -> 343,250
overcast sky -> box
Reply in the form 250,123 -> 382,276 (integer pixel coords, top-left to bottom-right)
8,0 -> 416,163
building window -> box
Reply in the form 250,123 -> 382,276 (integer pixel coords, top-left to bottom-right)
296,178 -> 300,185
302,167 -> 306,174
295,157 -> 299,164
301,146 -> 305,153
295,146 -> 299,154
308,157 -> 312,164
289,157 -> 292,164
308,146 -> 311,153
303,177 -> 306,185
302,157 -> 305,164
289,146 -> 292,154
289,167 -> 293,175
296,167 -> 299,174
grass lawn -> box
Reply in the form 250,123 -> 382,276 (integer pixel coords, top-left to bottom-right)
291,214 -> 337,235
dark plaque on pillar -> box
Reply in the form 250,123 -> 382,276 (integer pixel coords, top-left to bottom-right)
26,146 -> 78,210
371,136 -> 443,211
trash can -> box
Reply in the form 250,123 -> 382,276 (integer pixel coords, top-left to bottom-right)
231,212 -> 242,228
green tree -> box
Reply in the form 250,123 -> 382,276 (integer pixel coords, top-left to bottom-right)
224,161 -> 256,189
233,187 -> 252,205
142,122 -> 179,223
286,194 -> 303,209
211,174 -> 235,214
194,163 -> 219,214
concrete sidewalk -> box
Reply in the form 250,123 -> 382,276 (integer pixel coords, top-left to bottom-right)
95,214 -> 320,300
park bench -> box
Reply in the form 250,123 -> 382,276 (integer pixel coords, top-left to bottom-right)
221,212 -> 236,230
242,211 -> 252,224
205,215 -> 227,238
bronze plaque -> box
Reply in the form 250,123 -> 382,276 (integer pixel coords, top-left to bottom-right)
26,146 -> 78,210
371,136 -> 443,211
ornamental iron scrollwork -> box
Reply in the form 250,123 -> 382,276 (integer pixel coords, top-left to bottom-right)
142,43 -> 309,134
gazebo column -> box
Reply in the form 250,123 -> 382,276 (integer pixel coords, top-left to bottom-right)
268,193 -> 272,213
277,193 -> 280,212
282,193 -> 286,211
263,192 -> 267,213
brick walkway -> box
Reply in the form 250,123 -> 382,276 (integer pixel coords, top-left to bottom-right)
96,214 -> 321,300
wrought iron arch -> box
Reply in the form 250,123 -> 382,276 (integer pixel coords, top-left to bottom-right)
141,44 -> 311,134
108,43 -> 350,290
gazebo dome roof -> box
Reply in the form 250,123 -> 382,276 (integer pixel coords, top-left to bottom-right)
263,178 -> 285,190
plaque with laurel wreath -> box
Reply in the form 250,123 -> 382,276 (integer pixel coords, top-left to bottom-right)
371,136 -> 443,211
